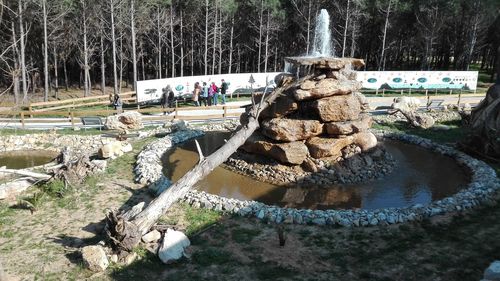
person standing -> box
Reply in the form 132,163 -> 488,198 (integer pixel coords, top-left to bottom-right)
220,79 -> 228,105
192,82 -> 200,106
113,94 -> 123,113
211,82 -> 219,106
201,82 -> 208,106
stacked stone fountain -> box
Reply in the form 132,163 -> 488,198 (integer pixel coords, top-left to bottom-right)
241,57 -> 377,171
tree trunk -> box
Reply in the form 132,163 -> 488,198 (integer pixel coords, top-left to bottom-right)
18,0 -> 28,104
378,0 -> 392,71
42,0 -> 49,102
257,0 -> 263,73
53,45 -> 59,99
111,0 -> 119,96
119,34 -> 123,94
170,4 -> 175,78
218,7 -> 222,75
211,0 -> 218,75
106,77 -> 298,252
100,33 -> 106,96
63,58 -> 68,91
180,9 -> 184,77
140,40 -> 145,80
131,0 -> 137,91
82,0 -> 89,97
191,24 -> 194,76
11,22 -> 20,105
264,11 -> 270,73
228,16 -> 234,74
156,7 -> 161,79
306,0 -> 311,54
204,0 -> 208,75
342,0 -> 350,58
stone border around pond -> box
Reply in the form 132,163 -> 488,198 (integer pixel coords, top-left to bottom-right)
136,129 -> 500,227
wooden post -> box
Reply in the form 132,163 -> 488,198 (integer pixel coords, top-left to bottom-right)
174,108 -> 178,119
425,89 -> 428,97
223,106 -> 227,119
400,89 -> 404,95
457,91 -> 462,107
20,112 -> 25,129
449,89 -> 452,95
409,88 -> 412,95
435,89 -> 438,95
382,89 -> 385,97
28,105 -> 33,118
376,88 -> 379,96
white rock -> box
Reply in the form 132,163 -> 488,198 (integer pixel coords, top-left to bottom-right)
142,230 -> 162,243
158,229 -> 190,264
98,141 -> 125,159
484,261 -> 500,281
121,142 -> 133,153
81,245 -> 109,272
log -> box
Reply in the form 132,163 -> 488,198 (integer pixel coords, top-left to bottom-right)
0,168 -> 52,180
106,76 -> 300,252
389,108 -> 435,129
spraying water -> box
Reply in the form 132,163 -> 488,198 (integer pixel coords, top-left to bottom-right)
311,9 -> 334,57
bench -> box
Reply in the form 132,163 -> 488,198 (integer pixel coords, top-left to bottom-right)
426,99 -> 445,111
80,116 -> 104,131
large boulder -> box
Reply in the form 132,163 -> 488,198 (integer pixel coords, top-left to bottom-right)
104,111 -> 143,130
306,136 -> 354,159
309,94 -> 362,122
325,115 -> 373,135
353,132 -> 378,151
306,132 -> 377,159
260,91 -> 299,119
241,135 -> 309,165
158,229 -> 191,264
294,79 -> 362,101
81,245 -> 109,272
261,118 -> 323,141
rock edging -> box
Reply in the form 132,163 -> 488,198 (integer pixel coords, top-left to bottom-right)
135,129 -> 499,227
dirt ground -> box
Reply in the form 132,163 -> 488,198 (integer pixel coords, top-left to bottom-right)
1,130 -> 500,281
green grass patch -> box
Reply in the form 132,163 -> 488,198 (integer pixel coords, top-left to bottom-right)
373,119 -> 466,144
183,204 -> 222,236
231,227 -> 262,244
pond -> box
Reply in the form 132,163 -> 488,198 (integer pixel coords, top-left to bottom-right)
0,150 -> 58,169
162,132 -> 469,210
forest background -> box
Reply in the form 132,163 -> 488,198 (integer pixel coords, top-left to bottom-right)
0,0 -> 498,105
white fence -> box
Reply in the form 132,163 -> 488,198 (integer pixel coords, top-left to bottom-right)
136,72 -> 281,103
357,71 -> 478,91
137,70 -> 479,103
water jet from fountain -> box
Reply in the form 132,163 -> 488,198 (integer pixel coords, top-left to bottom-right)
312,9 -> 334,57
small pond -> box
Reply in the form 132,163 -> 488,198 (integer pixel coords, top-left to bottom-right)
162,132 -> 470,210
0,150 -> 58,169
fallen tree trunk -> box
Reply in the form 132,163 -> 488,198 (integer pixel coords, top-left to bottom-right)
106,76 -> 299,253
0,168 -> 52,180
389,108 -> 435,129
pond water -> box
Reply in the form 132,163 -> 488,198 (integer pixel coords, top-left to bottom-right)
162,132 -> 470,210
0,150 -> 58,169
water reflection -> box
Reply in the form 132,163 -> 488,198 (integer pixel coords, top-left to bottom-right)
162,132 -> 469,210
0,150 -> 58,169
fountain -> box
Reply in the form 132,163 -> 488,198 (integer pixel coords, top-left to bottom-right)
312,9 -> 333,57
